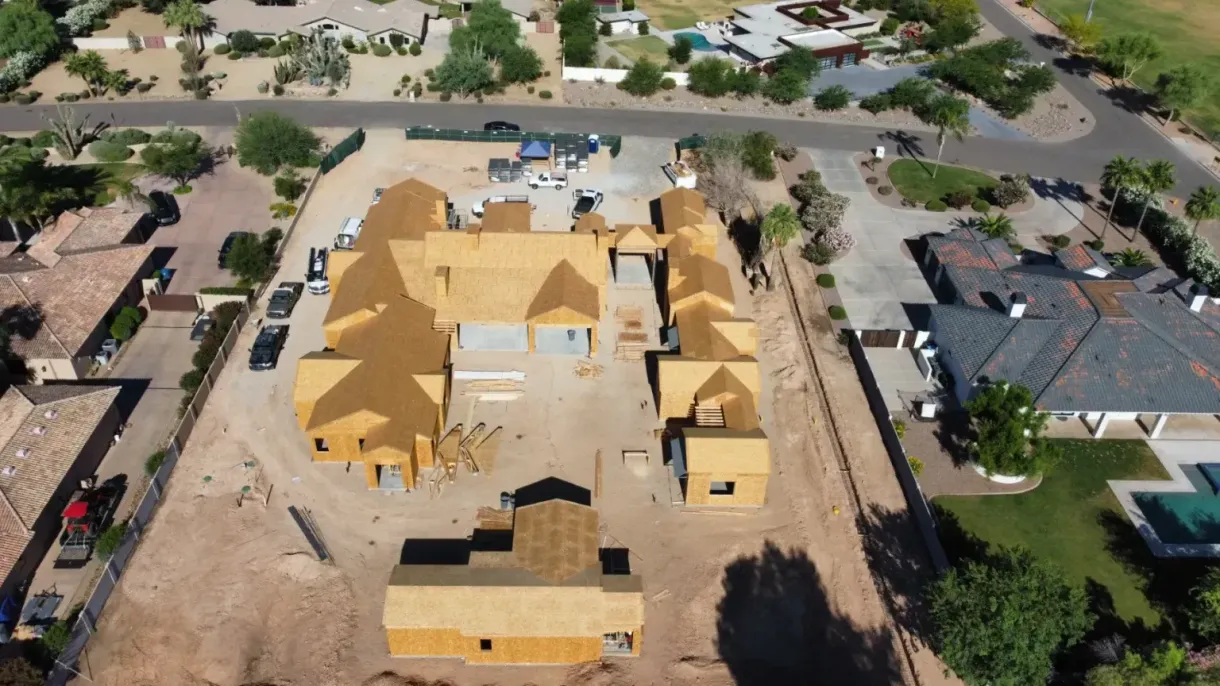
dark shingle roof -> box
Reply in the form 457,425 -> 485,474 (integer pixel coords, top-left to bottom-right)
928,305 -> 1019,379
1056,244 -> 1112,274
977,318 -> 1064,383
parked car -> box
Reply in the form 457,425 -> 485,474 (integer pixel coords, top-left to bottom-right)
248,325 -> 288,371
333,216 -> 363,250
190,313 -> 214,341
218,231 -> 253,269
484,121 -> 520,132
571,189 -> 604,219
472,195 -> 529,218
266,282 -> 304,319
307,248 -> 329,295
371,188 -> 385,205
529,171 -> 568,190
147,191 -> 180,226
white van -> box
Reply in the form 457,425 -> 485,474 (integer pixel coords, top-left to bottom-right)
307,247 -> 329,295
333,216 -> 363,250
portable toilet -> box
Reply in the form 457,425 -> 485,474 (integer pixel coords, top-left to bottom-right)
588,134 -> 600,154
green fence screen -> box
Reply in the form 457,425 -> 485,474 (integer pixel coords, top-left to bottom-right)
405,127 -> 623,158
320,127 -> 366,174
676,134 -> 706,151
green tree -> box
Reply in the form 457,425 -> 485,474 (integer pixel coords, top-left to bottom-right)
144,450 -> 167,476
730,67 -> 761,97
449,0 -> 519,58
889,76 -> 936,110
64,50 -> 109,96
0,0 -> 60,60
763,68 -> 808,105
140,130 -> 212,190
687,57 -> 733,97
1097,32 -> 1161,82
39,620 -> 71,658
1155,65 -> 1212,123
618,57 -> 663,96
235,111 -> 322,176
741,130 -> 777,180
813,84 -> 853,110
974,212 -> 1014,239
772,47 -> 821,79
1186,185 -> 1220,236
499,44 -> 542,84
966,382 -> 1060,476
1190,568 -> 1220,641
919,92 -> 971,178
162,0 -> 214,52
225,232 -> 273,283
0,657 -> 43,686
930,547 -> 1093,686
563,31 -> 597,67
94,521 -> 128,559
925,13 -> 981,53
1135,159 -> 1175,234
1085,643 -> 1192,686
0,154 -> 80,231
760,203 -> 800,277
557,0 -> 597,44
273,168 -> 306,202
1101,155 -> 1143,239
434,42 -> 495,96
669,35 -> 693,65
928,0 -> 978,22
1059,13 -> 1103,53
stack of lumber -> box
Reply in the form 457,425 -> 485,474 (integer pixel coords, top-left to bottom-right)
428,425 -> 463,497
428,424 -> 504,498
615,306 -> 650,361
461,379 -> 523,400
574,360 -> 603,380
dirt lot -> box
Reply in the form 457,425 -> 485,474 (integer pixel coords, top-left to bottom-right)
78,132 -> 947,686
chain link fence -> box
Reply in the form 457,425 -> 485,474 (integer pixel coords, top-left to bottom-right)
405,127 -> 623,157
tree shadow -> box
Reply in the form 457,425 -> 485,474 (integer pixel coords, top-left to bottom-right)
931,410 -> 973,467
930,503 -> 989,566
1052,54 -> 1093,79
1033,33 -> 1066,53
716,540 -> 903,686
879,130 -> 925,160
1101,84 -> 1156,115
858,504 -> 940,647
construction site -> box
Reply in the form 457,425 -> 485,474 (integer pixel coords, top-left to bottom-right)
73,132 -> 955,686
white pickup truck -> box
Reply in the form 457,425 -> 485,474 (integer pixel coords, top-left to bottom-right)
472,195 -> 530,218
528,171 -> 568,190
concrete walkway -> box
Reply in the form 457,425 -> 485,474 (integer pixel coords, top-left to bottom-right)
805,148 -> 1083,331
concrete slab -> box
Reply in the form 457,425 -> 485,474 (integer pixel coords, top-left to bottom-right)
862,347 -> 936,415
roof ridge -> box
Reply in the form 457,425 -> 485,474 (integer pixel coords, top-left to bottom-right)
3,274 -> 71,359
1032,318 -> 1102,404
1120,296 -> 1220,379
0,483 -> 30,534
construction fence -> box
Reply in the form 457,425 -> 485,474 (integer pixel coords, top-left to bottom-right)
404,127 -> 623,158
45,309 -> 257,685
320,128 -> 366,174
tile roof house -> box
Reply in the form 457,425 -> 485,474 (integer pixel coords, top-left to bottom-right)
384,480 -> 644,664
0,209 -> 155,383
206,0 -> 437,47
925,231 -> 1220,438
0,385 -> 121,596
725,0 -> 877,66
653,189 -> 771,507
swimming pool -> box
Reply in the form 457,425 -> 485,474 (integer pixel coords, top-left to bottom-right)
673,32 -> 719,51
1134,464 -> 1220,545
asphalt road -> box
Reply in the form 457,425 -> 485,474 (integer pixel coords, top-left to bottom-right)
1,0 -> 1211,194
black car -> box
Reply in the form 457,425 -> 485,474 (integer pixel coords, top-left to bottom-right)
484,121 -> 520,132
218,231 -> 253,269
248,325 -> 288,371
147,191 -> 180,226
266,282 -> 304,319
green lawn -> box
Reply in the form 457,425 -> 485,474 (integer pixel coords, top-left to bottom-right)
607,36 -> 671,64
77,162 -> 146,205
887,158 -> 998,203
1036,0 -> 1220,137
936,440 -> 1168,624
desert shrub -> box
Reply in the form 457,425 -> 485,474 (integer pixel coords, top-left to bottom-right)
179,368 -> 205,393
409,42 -> 422,56
859,92 -> 892,113
439,91 -> 452,101
660,77 -> 676,90
412,82 -> 422,96
945,189 -> 975,209
802,242 -> 836,265
259,37 -> 276,50
12,93 -> 31,105
527,85 -> 535,94
266,44 -> 285,58
878,185 -> 893,195
971,198 -> 991,213
1086,239 -> 1104,251
272,84 -> 284,96
63,91 -> 81,100
88,140 -> 133,162
227,50 -> 242,60
926,199 -> 948,212
396,46 -> 407,55
881,16 -> 900,34
103,128 -> 152,145
257,81 -> 269,94
539,89 -> 552,99
373,43 -> 391,57
776,142 -> 797,161
214,43 -> 231,55
828,305 -> 847,320
814,84 -> 853,110
865,176 -> 878,185
230,30 -> 259,53
194,87 -> 209,99
31,130 -> 56,147
816,273 -> 836,288
144,450 -> 166,476
992,174 -> 1030,207
1049,234 -> 1071,248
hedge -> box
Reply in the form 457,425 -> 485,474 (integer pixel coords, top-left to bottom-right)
102,128 -> 152,146
925,199 -> 948,212
198,286 -> 254,295
971,198 -> 991,213
828,305 -> 847,320
214,43 -> 231,55
88,140 -> 134,163
373,44 -> 392,57
816,273 -> 836,288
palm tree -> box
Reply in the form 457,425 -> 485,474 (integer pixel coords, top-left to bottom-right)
111,176 -> 149,210
920,93 -> 971,178
1185,185 -> 1220,235
63,50 -> 109,96
975,213 -> 1015,239
1100,156 -> 1142,239
163,0 -> 214,52
1135,160 -> 1175,236
1111,248 -> 1152,267
758,202 -> 801,281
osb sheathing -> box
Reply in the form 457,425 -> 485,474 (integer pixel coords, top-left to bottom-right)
657,360 -> 761,420
683,429 -> 771,476
684,473 -> 767,506
386,628 -> 606,664
327,249 -> 362,292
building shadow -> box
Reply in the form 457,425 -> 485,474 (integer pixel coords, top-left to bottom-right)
50,378 -> 151,420
715,540 -> 903,686
514,477 -> 591,507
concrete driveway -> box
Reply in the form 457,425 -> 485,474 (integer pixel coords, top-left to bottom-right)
807,148 -> 1082,330
144,157 -> 275,294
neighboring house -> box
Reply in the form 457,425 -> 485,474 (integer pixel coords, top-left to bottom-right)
595,10 -> 649,34
460,0 -> 535,21
924,229 -> 1220,438
0,209 -> 156,382
725,0 -> 876,67
0,385 -> 121,599
384,479 -> 644,663
206,0 -> 437,47
652,189 -> 771,507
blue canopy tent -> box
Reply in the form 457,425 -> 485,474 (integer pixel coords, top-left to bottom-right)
519,140 -> 552,159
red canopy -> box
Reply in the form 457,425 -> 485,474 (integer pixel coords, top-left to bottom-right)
63,501 -> 88,519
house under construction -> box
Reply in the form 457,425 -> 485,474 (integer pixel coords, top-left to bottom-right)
383,478 -> 644,664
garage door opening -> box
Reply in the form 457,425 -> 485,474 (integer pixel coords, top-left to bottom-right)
611,248 -> 655,288
458,324 -> 529,351
534,325 -> 591,355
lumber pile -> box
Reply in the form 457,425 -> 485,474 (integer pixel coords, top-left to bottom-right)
427,424 -> 504,497
574,360 -> 603,380
461,379 -> 523,400
614,306 -> 651,361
